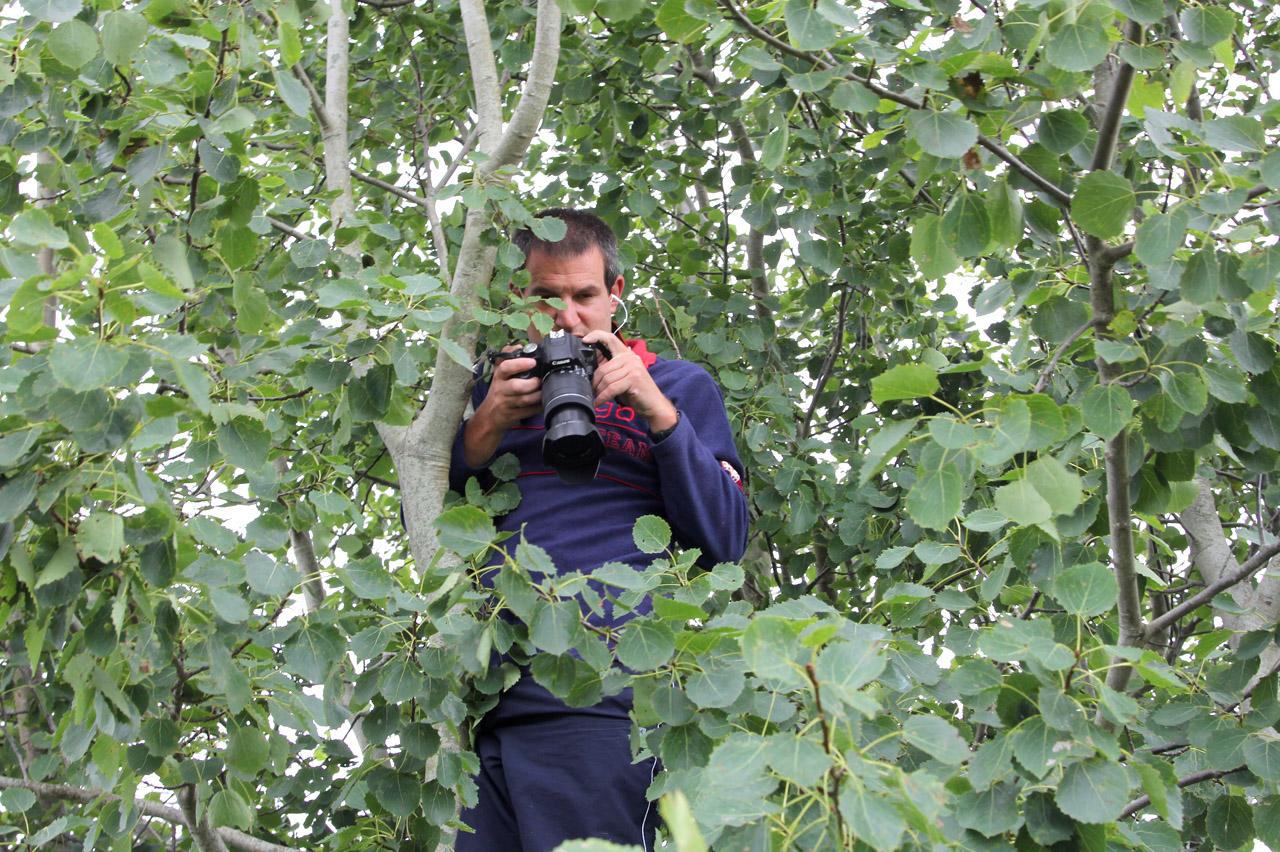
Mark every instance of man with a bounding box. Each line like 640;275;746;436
449;208;749;852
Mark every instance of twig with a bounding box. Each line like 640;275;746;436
1033;319;1095;393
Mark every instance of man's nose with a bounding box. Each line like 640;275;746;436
555;303;578;330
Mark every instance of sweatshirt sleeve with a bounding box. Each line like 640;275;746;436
448;380;495;494
649;362;749;566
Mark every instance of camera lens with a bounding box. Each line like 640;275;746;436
541;367;604;484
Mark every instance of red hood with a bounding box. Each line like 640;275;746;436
622;337;657;368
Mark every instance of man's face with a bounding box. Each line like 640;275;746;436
522;247;624;343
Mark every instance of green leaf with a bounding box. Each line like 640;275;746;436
198;140;240;183
101;10;148;66
742;615;807;689
994;478;1052;526
1244;734;1280;782
1159;371;1208;414
633;515;671;554
1081;384;1133;440
957;782;1023;837
1053;562;1119;616
0;473;37;524
761;124;789;170
1012;717;1064;778
686;660;746;708
831;80;879;113
1113;0;1162;22
615;618;675;670
1056;758;1131;823
906;110;978;158
656;0;707;42
1024;791;1075;845
10;209;70;248
1045;23;1111;71
225;723;269;777
76;512;125;563
375;772;422;818
1038;109;1088;154
872;364;939;405
1030;295;1089;344
529;599;581;655
659;790;708;852
1206;796;1255;851
1180;6;1237;44
1203;115;1265;153
433;505;496;558
1261;148;1280;189
340;557;392;599
209;789;253;829
1134;207;1190;266
217;417;271;471
1025;456;1084;516
244;552;300;597
660;724;714;772
910;213;960;280
859;418;919;486
49;337;129;392
19;0;82;23
905;464;964;530
1180;248;1219;304
764;732;830;787
815;640;887;704
840;784;906;852
784;0;837;50
48;20;98;69
379;655;426;703
1072;170;1135;239
283;621;346;683
0;788;38;813
942;192;991;257
903;715;968;764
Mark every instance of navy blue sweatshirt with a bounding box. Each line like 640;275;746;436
449;341;749;720
450;343;749;586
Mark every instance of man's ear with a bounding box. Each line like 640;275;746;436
610;275;625;301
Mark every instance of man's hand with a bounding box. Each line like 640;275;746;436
464;352;541;467
583;331;678;433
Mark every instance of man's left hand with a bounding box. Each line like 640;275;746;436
583;331;679;433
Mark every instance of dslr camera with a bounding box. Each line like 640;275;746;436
490;330;611;485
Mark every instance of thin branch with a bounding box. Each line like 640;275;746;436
483;0;562;175
353;169;431;208
715;0;1072;205
1033;318;1095;393
1145;540;1280;638
358;0;414;7
0;776;295;852
1120;767;1241;819
266;217;309;242
802;286;852;440
1090;21;1143;173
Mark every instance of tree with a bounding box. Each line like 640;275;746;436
2;0;1279;849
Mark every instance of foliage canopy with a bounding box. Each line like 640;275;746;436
2;0;1280;850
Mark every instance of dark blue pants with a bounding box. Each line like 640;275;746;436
456;713;659;852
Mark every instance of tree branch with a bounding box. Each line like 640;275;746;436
353;169;431;208
325;0;357;232
1090;21;1142;173
715;0;1072;205
459;0;503;150
1033;318;1095;393
0;777;297;852
1120;767;1241;819
483;0;562;175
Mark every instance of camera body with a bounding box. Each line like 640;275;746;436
492;330;611;484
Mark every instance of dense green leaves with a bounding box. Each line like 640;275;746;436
4;0;1279;848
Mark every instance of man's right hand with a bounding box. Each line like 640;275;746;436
463;353;541;467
